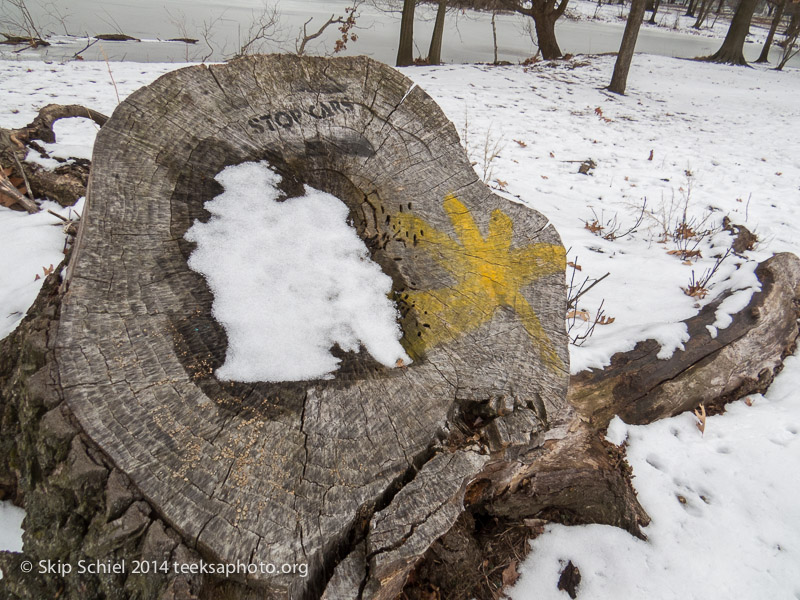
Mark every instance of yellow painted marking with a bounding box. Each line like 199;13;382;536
395;194;566;370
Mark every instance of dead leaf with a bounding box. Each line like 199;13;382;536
648;149;654;161
668;249;702;259
502;560;520;587
567;261;582;271
549;151;555;158
744;396;754;406
513;139;527;148
567;310;590;321
584;220;603;234
540;175;549;180
495;179;508;188
694;404;706;435
34;274;41;281
597;315;615;325
594;106;603;117
683;284;709;299
43;264;55;276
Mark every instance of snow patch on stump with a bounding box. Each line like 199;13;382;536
185;161;411;382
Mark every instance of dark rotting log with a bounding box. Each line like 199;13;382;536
569;253;800;429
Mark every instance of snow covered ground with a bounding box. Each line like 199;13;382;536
0;53;799;597
566;0;772;44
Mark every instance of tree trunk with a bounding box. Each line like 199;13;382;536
499;0;567;60
533;13;563;59
693;0;713;27
427;0;447;65
783;11;799;37
716;0;725;14
756;0;787;62
648;0;661;24
685;0;698;18
569;253;800;427
702;0;759;63
396;0;416;66
608;0;647;95
491;11;499;63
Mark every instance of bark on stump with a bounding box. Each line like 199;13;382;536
54;55;570;598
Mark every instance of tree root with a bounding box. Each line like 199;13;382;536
0;103;107;210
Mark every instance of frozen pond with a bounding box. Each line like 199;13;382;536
2;0;786;64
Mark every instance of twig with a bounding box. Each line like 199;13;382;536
99;44;120;105
0;166;39;213
72;36;99;59
569;272;610;309
47;209;69;222
11;152;33;199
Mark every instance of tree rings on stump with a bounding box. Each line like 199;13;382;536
57;55;568;597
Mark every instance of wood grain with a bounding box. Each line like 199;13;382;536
56;55;568;597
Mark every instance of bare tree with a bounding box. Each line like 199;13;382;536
756;0;787;62
235;2;280;58
0;0;48;48
776;14;800;70
296;2;361;56
499;0;569;59
693;0;715;29
396;0;416;65
701;0;759;64
427;0;448;64
608;0;646;95
491;9;499;63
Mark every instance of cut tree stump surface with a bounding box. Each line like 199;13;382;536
56;55;569;596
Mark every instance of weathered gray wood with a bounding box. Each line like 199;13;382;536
56;54;569;597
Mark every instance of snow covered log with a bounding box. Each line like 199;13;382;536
5;54;571;599
569;252;800;428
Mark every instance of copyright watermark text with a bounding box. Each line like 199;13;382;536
19;559;308;578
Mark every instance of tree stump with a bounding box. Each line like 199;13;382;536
55;54;569;598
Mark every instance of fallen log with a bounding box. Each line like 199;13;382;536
0;103;107;209
569;253;800;429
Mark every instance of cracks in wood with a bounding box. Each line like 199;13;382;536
35;54;578;600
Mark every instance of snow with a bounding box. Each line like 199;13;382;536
0;44;799;599
0;199;83;341
566;0;772;45
511;353;800;600
0;500;25;554
184;162;410;382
